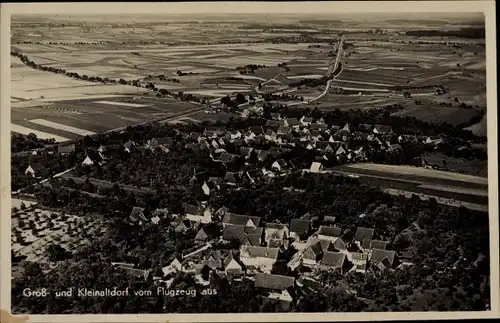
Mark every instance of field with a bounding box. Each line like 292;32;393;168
331;163;489;212
11;18;487;139
11;96;201;141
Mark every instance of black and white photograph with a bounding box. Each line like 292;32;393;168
2;1;498;320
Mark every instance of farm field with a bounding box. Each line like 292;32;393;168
11;96;200;141
392;104;481;126
422;152;488;177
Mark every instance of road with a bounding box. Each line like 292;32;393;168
12;167;75;195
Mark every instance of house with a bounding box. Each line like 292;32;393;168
302;240;324;267
370;249;397;269
354;227;375;246
224;171;239;186
256;149;270;162
300;116;313;126
223;213;261;228
162;258;184;277
283;118;300;129
350;252;369;273
240;246;279;272
265;119;281;129
224;252;243;276
277;126;291;136
249;126;265;137
316;226;342;242
265;223;289;242
320;251;347;271
230;130;242;140
271;159;288;172
310;162;323;173
310;123;327;130
264;128;278;142
240;147;254;159
270;112;281;120
289;219;311;241
204;129;224;138
174;219;190;233
124;140;135;153
182;203;212;224
359;124;373;132
195;228;209;242
246;226;264;246
373;125;392;135
203;250;223;270
24;164;42;177
222;225;248;244
254;273;295;293
361;239;388;252
129;207;147;225
335;145;347;156
148;137;174;150
58;145;75;155
388;143;402;152
333;229;355;251
82;155;94;166
246;169;265;184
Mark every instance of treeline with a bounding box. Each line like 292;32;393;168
11;133;55;153
405;28;485;39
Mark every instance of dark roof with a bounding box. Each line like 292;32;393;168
256;149;270;161
373;125;392;134
304;242;323;260
354;227;375;242
224;171;239;184
310;123;327;129
363;239;388;250
223;213;261;227
195;228;209;241
290;219;311;233
246;226;263;236
285;118;300;127
254;273;295;290
359;124;373;131
222;225;247;242
218;152;237;163
183;203;201;215
249;126;264;135
152;137;174;147
377;257;393;270
268;239;283;248
124;140;135;149
321;251;346;268
332;238;348;251
265;120;281;128
274;159;287;167
246;234;262;246
341;229;355;243
302;117;313;123
240;147;253;156
371;249;396;266
318;226;342;237
246;169;264;181
243;246;279;259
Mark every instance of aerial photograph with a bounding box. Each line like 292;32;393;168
9;7;491;315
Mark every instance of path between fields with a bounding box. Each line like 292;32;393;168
13;167;75;195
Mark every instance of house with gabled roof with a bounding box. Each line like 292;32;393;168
349;252;369;273
25;164;43;177
373;125;393;135
302;240;324;267
224;251;243;276
300;116;313;126
249;126;265;137
290;219;311;241
309;162;323;173
255;149;270;162
223;213;261;228
203;250;222;270
316;226;342;242
265;223;289;242
224;171;239;186
254;273;295;295
240;147;254;159
284;118;300;129
361;239;388;252
222;225;248;244
182;203;212;224
162;258;184;277
195;228;209;242
270;112;281;121
354;227;375;247
320;251;347;272
370;249;397;269
265;119;281;129
264;128;278;142
58;144;75;155
271;159;288;172
82;155;94;166
323;216;336;225
240;246;279;273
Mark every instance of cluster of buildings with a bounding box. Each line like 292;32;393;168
121;201;414;309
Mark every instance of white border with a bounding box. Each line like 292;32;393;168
1;2;498;322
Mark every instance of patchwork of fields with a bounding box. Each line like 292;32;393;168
11;96;200;141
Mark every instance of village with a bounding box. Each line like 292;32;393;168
13;103;468;310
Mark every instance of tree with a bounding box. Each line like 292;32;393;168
45;244;71;262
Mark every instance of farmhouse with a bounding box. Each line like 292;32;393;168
302;240;324;267
354;227;375;247
224;252;243;276
182;203;212;224
58;145;75;155
350;252;369;273
240;246;279;272
265;223;289;242
370;249;397;270
82;156;94;166
162;258;184;277
316;226;342;242
271;159;288;172
310;162;324;173
222;213;261;228
24;164;43;177
373;125;393;135
254;273;295;293
320;251;347;272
